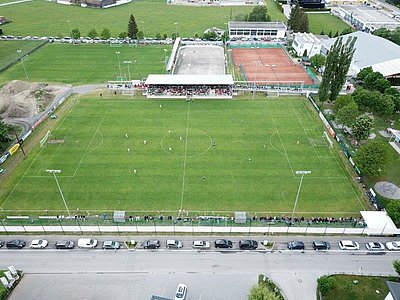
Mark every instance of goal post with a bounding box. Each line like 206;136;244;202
322;131;333;148
40;130;52;147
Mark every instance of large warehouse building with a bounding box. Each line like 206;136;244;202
228;22;287;40
321;31;400;79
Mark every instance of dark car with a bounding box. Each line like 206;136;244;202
6;239;26;249
143;239;160;249
312;241;330;250
239;240;258;250
214;239;233;249
55;240;75;249
0;240;4;248
288;241;305;250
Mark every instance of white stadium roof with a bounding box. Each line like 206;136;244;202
321;31;400;77
145;75;234;85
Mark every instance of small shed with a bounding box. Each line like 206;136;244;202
113;211;126;223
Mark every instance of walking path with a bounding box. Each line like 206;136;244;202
0;0;32;7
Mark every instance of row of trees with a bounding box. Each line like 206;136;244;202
373;27;400;46
288;4;309;32
0;119;13;152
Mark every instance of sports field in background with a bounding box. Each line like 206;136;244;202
0;0;349;37
0;40;45;70
0;96;365;216
0;43;170;85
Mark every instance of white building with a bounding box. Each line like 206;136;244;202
321;31;400;79
292;32;322;57
228;22;287;40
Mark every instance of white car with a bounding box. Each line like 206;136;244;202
365;242;385;251
77;238;98;248
192;240;210;249
166;239;183;249
174;283;187;300
339;240;359;250
386;241;400;251
29;239;48;249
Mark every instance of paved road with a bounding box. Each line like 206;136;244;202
1;235;399;300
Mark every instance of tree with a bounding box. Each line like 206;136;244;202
248;285;280;300
335;94;353;110
137;30;144;40
319;36;356;103
387;202;400;227
127;14;138;39
100;28;111;40
71;28;80;39
247;6;270;22
352;114;374;141
87;28;97;39
0;118;12;151
341;27;353;35
203;30;219;41
333;30;339;38
310;54;326;70
356;66;374;82
155;33;161;40
354;140;388;176
119;31;128;39
377;94;395;118
288;4;308;32
336;102;359;127
317;276;335;296
163;33;167;39
393;260;400;277
234;12;247;21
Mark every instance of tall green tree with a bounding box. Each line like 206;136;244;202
247;6;270;22
354;140;389;176
248;284;281;300
71;28;81;39
100;28;111;40
288;4;308;32
127;14;138;39
335;94;353;110
352;114;374;141
310;54;326;70
0;118;12;151
87;28;98;39
336;102;359;127
318;36;356;103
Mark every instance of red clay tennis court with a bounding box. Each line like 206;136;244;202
232;47;314;85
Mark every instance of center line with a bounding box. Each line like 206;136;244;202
180;102;191;211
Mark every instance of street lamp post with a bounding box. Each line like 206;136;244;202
46;169;71;217
291;171;311;223
17;50;29;80
115;51;122;78
123;60;132;80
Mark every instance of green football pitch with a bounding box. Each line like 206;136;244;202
0;95;365;216
0;43;169;85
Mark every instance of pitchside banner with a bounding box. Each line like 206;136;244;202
8;143;20;155
0;153;9;164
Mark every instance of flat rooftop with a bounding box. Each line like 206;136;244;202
339;5;400;26
145;74;234;85
228;21;287;30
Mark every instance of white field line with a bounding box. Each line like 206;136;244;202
300;101;365;210
265;102;295;177
72;113;107;177
0;0;32;6
180;102;191;211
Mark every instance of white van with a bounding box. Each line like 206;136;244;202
77;238;98;248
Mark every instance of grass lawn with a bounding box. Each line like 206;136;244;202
265;0;287;22
307;13;352;35
0;95;365;216
0;43;170;85
0;0;253;38
0;40;45;71
321;275;395;300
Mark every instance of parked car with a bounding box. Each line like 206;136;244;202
102;241;120;250
77;238;98;248
339;240;359;250
386;241;400;251
174;283;187;300
288;241;305;250
143;239;160;249
0;240;4;248
214;239;233;249
239;240;258;250
6;239;26;249
192;240;210;249
166;239;183;249
55;240;75;249
365;242;385;251
29;239;48;249
312;241;330;250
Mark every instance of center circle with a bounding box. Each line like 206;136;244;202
161;129;213;158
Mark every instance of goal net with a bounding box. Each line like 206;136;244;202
40;130;52;147
322;131;333;148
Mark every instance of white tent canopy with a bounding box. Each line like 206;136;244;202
145;74;234;86
360;211;397;230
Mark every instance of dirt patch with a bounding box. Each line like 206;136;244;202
0;80;65;118
374;181;400;200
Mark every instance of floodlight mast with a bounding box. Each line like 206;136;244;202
46;169;71;217
291;171;312;223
